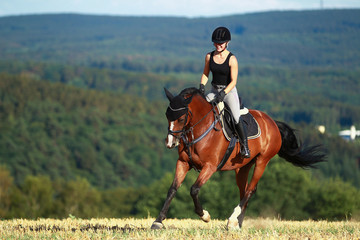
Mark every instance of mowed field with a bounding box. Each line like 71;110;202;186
0;218;359;239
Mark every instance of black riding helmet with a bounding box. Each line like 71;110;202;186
212;27;231;43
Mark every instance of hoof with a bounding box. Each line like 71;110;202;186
200;210;211;223
226;219;241;230
151;221;164;229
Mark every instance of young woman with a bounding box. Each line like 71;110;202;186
199;26;250;158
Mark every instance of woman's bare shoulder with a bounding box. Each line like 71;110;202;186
205;52;212;61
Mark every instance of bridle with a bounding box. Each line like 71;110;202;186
167;107;191;142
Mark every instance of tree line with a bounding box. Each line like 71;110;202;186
1;160;359;220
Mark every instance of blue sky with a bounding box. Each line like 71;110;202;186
1;0;359;17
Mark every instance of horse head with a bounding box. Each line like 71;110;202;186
164;88;197;148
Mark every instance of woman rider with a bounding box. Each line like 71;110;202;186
199;26;250;158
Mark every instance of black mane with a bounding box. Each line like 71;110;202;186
179;87;204;98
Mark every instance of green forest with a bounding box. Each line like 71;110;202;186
0;10;360;220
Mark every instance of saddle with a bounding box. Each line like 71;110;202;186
210;101;261;170
216;102;261;142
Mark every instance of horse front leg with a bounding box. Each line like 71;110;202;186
151;160;189;229
190;165;216;222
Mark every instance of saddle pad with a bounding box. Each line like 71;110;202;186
217;102;261;142
241;113;261;140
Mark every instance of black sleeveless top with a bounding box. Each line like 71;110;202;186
210;51;233;86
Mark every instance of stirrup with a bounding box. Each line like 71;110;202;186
241;144;250;158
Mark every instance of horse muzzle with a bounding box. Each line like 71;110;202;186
166;134;180;149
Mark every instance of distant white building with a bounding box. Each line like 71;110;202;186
318;125;326;134
339;125;360;141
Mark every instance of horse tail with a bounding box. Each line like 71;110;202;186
275;121;326;169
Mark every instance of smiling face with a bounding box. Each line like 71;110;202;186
213;41;228;52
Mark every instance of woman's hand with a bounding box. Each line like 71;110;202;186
199;84;205;95
215;90;226;103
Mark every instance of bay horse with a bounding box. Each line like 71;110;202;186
151;87;325;230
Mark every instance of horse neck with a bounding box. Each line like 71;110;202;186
188;95;213;127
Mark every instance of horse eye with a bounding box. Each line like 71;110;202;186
178;118;185;123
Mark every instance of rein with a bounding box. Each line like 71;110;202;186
183;105;220;146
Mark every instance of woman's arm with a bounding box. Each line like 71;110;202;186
224;55;238;94
200;53;211;86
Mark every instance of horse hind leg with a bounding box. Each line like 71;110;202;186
227;162;254;230
228;157;269;230
236;186;257;228
238;159;268;228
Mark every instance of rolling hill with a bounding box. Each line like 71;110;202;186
0;9;359;70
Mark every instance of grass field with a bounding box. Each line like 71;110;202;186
1;217;359;239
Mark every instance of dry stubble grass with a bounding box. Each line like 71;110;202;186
0;217;359;239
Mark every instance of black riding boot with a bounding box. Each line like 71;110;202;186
235;118;250;158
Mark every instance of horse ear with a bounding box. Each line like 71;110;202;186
164;88;174;101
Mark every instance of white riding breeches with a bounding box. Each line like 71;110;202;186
206;85;241;124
